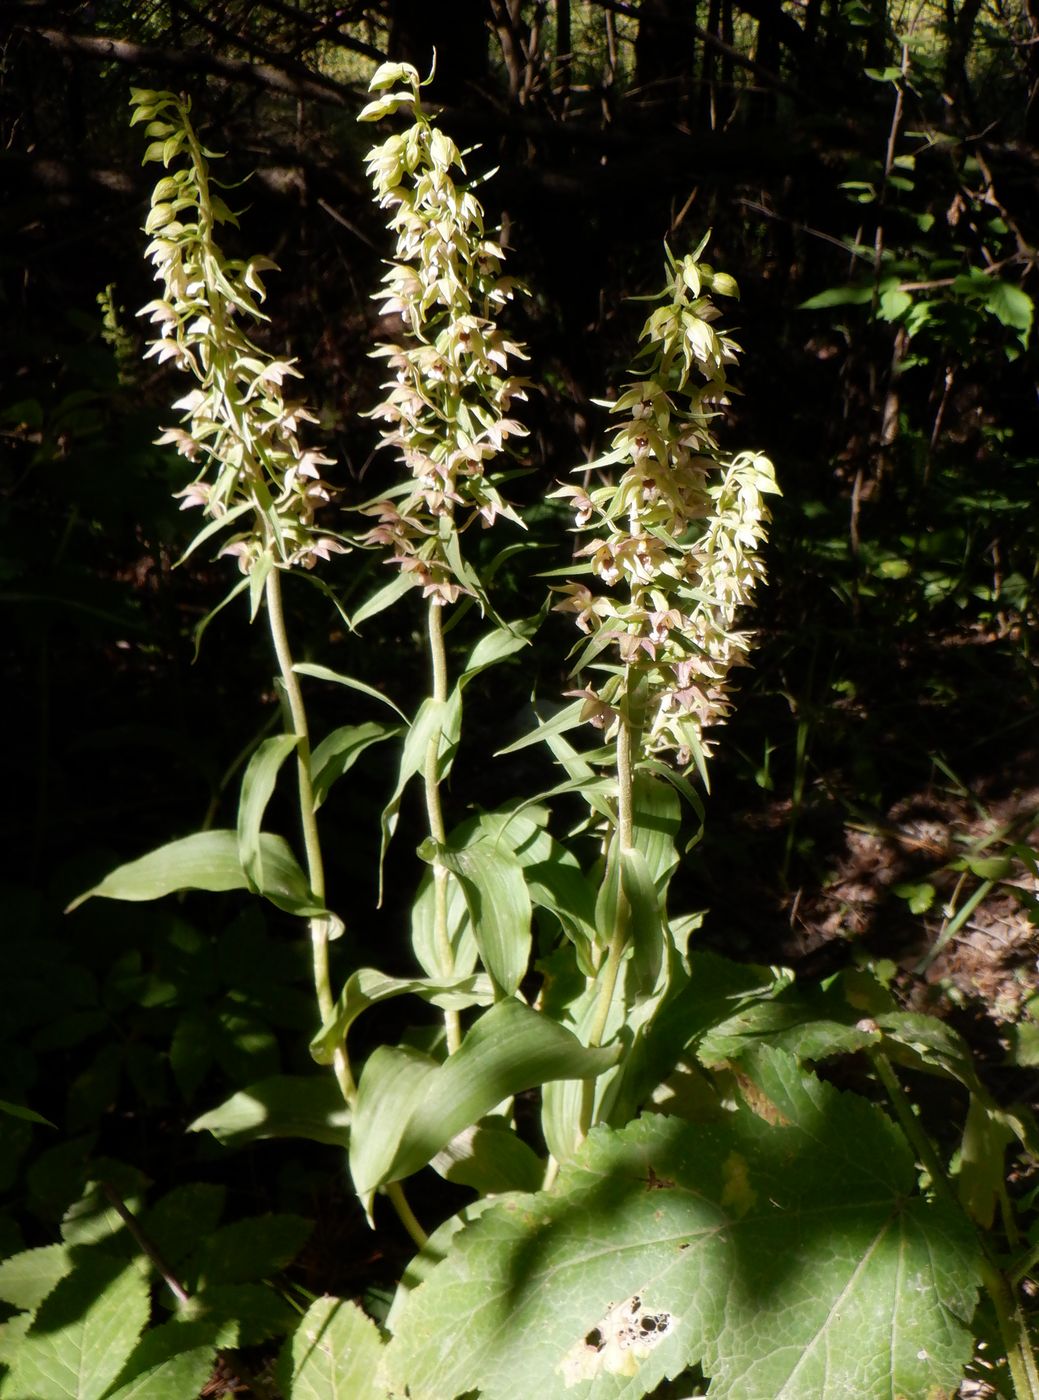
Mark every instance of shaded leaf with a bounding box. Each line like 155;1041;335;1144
385;1050;980;1400
103;1319;232;1400
4;1254;149;1400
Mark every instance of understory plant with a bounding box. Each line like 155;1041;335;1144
4;59;1039;1400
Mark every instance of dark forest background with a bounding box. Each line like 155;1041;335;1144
2;0;1039;1386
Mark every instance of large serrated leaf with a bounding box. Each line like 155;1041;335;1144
102;1318;232;1400
0;1243;71;1311
4;1253;149;1400
277;1295;389;1399
184;1213;312;1289
384;1048;981;1400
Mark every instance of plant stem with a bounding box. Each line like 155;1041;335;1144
424;602;461;1052
100;1181;189;1304
871;1049;1039;1398
578;718;636;1140
265;566;356;1104
386;1180;428;1249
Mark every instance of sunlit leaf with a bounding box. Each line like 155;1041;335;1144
277;1295;389;1399
350;1000;621;1209
189;1075;351;1148
310;969;494;1066
4;1254;149;1400
385;1050;980;1400
237;734;300;891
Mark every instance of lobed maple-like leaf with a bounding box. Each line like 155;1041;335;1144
384;1048;981;1400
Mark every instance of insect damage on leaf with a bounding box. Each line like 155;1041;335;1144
558;1292;674;1386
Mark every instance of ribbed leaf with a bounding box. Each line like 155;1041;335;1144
103;1319;232;1400
427;832;531;995
237;734;300;890
67;830;333;921
385;1049;981;1400
4;1254;149;1400
310;970;494;1066
189;1075;351;1148
350;999;620;1209
278;1296;389;1399
0;1244;71;1311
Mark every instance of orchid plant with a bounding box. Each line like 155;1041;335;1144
17;62;1037;1400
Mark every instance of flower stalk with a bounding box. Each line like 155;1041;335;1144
132;88;355;1101
360;61;530;1046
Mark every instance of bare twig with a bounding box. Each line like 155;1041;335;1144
99;1181;190;1304
27;26;355;107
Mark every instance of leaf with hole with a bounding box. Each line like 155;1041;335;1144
384;1049;980;1400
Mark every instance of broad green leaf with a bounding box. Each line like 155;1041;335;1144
631;773;682;887
293;663;407;719
237;734;300;891
350;1000;620;1207
4;1254;149;1400
427;831;531;995
410;865;478;979
66;831;334;921
384;1049;980;1400
141;1184;226;1270
875;1011;985;1094
384;1199;502;1334
177;1282;296;1347
984;279;1033;346
0;1243;71;1311
103;1319;232;1400
594;845;623;950
61;1177;143;1249
349;1046;437;1219
878;280;912;322
958;1095;1013;1229
189;1075;351;1148
277;1295;389;1399
310;721;402;809
695;975;873;1066
622;846;664;992
431;1116;545;1195
458;620;533;688
310;970;494;1066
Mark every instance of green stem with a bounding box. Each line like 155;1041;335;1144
265;567;356;1105
424;602;461;1053
386;1181;428;1250
871;1049;1039;1397
578;718;636;1140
